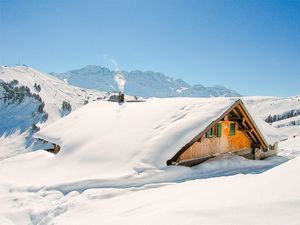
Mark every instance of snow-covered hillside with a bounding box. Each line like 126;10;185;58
0;97;294;190
0;66;299;225
244;95;300;120
30;98;282;186
244;95;300;137
0;66;108;137
51;65;240;98
3;154;296;225
0;80;47;135
0;136;299;225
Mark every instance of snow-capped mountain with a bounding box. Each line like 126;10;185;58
1;65;299;140
51;65;240;98
0;65;107;136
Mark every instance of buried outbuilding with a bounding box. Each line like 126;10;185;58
34;98;281;168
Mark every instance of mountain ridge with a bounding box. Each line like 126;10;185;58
50;65;241;98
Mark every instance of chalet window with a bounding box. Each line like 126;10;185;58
230;123;236;136
206;123;223;138
217;123;222;137
206;128;214;138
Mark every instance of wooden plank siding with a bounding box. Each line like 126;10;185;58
167;99;274;166
167;100;243;165
176;120;252;163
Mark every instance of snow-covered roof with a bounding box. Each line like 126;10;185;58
34;97;280;171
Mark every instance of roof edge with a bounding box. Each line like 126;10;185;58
238;99;269;148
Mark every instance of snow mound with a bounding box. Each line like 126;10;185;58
51;156;300;225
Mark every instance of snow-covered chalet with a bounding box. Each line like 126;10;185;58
35;98;279;167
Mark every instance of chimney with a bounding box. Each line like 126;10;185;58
118;92;125;103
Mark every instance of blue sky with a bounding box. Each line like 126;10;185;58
0;0;299;96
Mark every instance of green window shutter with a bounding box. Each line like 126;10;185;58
230;123;236;136
217;123;222;137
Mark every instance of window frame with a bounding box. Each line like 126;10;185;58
206;127;214;138
206;123;223;139
217;123;222;137
230;122;236;136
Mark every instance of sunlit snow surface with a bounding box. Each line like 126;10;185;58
0;98;299;224
0;66;300;224
33;98;281;177
0;136;299;225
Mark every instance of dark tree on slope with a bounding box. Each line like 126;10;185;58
0;81;49;141
10;80;19;87
265;109;300;123
265;115;273;123
38;102;45;113
42;112;49;121
0;81;42;105
34;83;41;92
62;100;72;112
31;123;40;133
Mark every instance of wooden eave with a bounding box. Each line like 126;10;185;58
235;101;269;149
166;99;269;165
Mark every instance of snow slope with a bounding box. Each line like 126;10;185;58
51;65;240;98
244;95;300;137
0;98;280;190
0;95;299;224
0;65;110;152
272;115;300;127
47;156;300;225
0;65;106;124
0;139;299;225
244;95;300;120
0;97;281;189
0;83;45;135
0;132;28;160
0;67;299;225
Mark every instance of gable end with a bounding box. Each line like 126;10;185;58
167;99;269;165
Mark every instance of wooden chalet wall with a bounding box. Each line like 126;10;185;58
176;120;252;164
168;100;277;166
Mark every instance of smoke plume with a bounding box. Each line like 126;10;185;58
114;70;126;93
